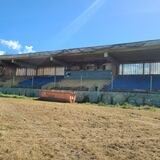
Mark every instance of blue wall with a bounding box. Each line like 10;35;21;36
65;70;112;80
107;75;160;91
17;76;64;89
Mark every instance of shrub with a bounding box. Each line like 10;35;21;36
88;92;101;103
101;93;112;104
112;93;128;105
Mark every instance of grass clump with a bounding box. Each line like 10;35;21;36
0;93;36;100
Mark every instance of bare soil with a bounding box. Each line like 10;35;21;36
0;97;160;160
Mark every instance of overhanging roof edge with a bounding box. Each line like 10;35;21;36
0;39;160;60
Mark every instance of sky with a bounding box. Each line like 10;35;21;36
0;0;160;54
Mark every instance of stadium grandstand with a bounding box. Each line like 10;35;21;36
0;39;160;92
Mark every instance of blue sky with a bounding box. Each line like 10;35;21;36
0;0;160;54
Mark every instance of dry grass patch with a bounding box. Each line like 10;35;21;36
0;97;160;160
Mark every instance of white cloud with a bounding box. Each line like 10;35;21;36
23;45;35;53
0;51;5;55
0;39;35;54
0;39;21;50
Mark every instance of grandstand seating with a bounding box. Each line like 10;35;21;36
106;75;160;91
17;76;64;88
0;76;27;88
65;70;112;80
43;79;111;91
15;70;112;90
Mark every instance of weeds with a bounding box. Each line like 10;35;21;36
0;93;36;100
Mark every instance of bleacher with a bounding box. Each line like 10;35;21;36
65;70;112;80
43;79;110;91
42;70;112;90
17;76;64;89
14;70;112;90
106;75;160;91
0;76;26;88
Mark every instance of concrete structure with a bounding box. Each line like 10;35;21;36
1;39;160;91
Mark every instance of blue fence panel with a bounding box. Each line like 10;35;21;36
17;76;64;88
106;75;151;91
65;70;112;80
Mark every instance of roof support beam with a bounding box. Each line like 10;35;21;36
50;57;67;66
12;60;37;68
107;55;119;64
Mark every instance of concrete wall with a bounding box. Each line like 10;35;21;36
75;91;160;107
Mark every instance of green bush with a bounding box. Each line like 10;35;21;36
75;91;89;103
88;92;101;103
0;88;40;98
112;93;128;105
101;93;112;104
144;95;160;107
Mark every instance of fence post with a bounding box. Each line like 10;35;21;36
54;67;57;88
150;75;152;92
32;76;34;88
111;74;114;91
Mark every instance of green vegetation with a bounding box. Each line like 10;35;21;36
0;87;40;97
76;91;160;108
0;89;160;110
0;92;36;100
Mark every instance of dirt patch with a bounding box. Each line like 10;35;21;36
0;97;160;160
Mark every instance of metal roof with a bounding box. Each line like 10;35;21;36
1;39;160;65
